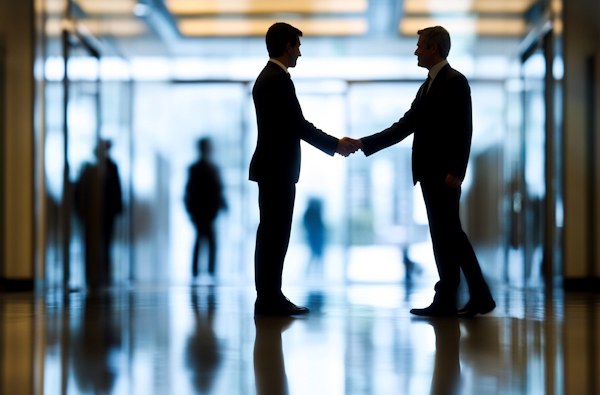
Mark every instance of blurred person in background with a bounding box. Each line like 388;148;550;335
185;137;226;283
250;22;360;316
75;139;123;288
303;197;326;276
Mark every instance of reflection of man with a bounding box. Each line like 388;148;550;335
250;22;359;316
72;295;121;393
185;138;226;281
253;316;295;395
356;27;495;317
186;290;221;393
429;319;461;395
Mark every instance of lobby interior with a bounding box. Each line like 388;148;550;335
1;0;600;394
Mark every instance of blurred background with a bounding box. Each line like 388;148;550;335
7;0;571;292
4;1;600;394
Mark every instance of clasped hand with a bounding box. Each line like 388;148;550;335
336;137;362;157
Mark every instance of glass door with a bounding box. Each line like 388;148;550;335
44;28;102;291
521;45;547;288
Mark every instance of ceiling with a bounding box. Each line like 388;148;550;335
45;0;538;39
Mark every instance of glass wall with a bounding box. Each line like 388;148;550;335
40;62;517;290
503;23;564;291
345;82;432;284
131;81;249;284
522;49;546;288
40;9;134;291
32;0;560;294
115;76;506;293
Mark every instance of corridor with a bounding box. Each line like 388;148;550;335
2;0;600;394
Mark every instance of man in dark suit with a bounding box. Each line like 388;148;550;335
250;22;359;316
356;26;495;317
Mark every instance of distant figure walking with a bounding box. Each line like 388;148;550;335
303;198;326;275
75;139;123;288
185;138;226;280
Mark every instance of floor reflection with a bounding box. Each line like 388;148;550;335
186;288;221;394
71;294;122;394
1;284;598;394
428;318;461;395
254;316;295;395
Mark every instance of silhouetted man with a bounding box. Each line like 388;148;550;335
250;22;359;316
185;138;226;280
356;26;495;317
75;139;122;288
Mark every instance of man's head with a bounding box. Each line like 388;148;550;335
266;22;303;68
198;138;212;158
94;139;112;159
414;26;450;69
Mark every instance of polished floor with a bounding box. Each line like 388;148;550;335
1;281;599;395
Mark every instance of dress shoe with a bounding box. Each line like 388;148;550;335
457;299;496;318
410;303;457;317
255;297;310;316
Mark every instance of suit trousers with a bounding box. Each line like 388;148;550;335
420;181;492;306
254;182;296;298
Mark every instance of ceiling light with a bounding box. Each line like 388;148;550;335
178;18;367;36
167;0;367;15
133;3;151;16
45;18;147;37
400;17;527;36
73;0;137;15
403;0;535;14
44;0;66;15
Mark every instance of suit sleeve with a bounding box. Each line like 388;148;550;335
359;95;419;157
277;76;339;156
445;76;472;180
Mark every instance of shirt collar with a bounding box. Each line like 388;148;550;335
428;59;448;80
269;58;289;74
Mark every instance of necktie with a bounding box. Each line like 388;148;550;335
421;75;431;98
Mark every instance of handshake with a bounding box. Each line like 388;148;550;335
336;137;363;157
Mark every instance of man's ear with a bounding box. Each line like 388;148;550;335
285;42;293;53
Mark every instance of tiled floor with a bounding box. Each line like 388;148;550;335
1;282;598;394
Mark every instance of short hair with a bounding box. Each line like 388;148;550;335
417;26;451;59
266;22;303;58
198;137;212;155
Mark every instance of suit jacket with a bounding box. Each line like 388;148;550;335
361;64;473;184
249;61;339;184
